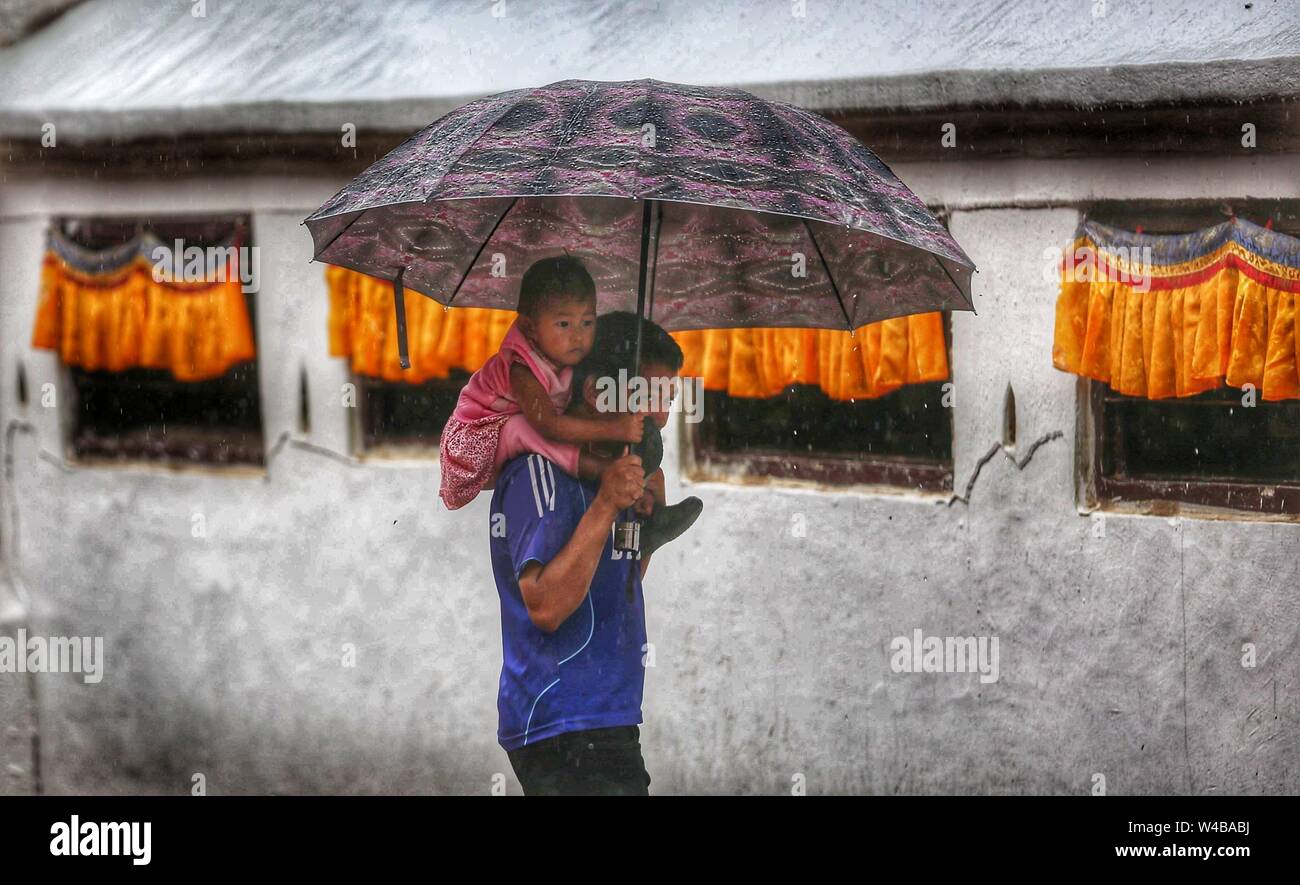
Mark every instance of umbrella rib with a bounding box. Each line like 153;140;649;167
647;200;664;322
314;208;366;262
446;197;520;307
930;251;976;315
429;86;537;202
393;84;535;300
802;218;856;335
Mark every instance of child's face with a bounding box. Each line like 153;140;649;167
525;295;597;367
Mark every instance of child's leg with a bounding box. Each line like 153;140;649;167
496;413;582;478
648;468;666;507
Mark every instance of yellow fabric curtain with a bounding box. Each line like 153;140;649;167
326;265;518;383
673;313;949;400
32;235;256;382
326;266;950;399
1053;219;1300;401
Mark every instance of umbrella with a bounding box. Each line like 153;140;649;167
304;78;977;582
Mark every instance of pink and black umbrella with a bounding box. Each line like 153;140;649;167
304;78;976;371
305;78;976;578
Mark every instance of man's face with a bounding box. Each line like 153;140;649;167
639;360;677;430
578;359;680;430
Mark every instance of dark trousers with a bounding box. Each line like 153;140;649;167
507;725;651;796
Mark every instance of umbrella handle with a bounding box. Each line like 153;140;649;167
615;460;641;603
613;441;643;554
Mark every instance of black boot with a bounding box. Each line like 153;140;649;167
639;496;704;558
634;415;662;477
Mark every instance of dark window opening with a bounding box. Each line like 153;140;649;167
357;370;469;453
1100;387;1300;486
57;214;265;468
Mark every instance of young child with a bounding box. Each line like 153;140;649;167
438;255;701;554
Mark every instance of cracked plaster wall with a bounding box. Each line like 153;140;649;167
0;158;1296;795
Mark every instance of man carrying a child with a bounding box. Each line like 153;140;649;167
460;257;699;796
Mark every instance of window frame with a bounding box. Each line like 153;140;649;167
1078;378;1300;519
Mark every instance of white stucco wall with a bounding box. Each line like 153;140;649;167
0;154;1296;794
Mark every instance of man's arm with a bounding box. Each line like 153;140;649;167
518;453;645;633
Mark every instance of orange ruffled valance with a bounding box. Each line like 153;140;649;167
326;265;518;382
326;266;950;399
31;231;256;382
672;313;949;400
1053;218;1300;401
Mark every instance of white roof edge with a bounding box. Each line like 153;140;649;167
2;57;1297;145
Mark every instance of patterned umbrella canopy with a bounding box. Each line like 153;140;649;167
305;78;976;364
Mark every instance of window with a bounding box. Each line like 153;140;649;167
1078;199;1300;517
353;370;468;455
685;315;954;492
54;215;265;468
684;205;958;493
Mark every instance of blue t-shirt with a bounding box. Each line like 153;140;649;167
489;453;647;751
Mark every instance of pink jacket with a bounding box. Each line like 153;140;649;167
452;319;573;422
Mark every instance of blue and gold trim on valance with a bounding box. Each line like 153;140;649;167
32;228;256;382
1053;218;1300;401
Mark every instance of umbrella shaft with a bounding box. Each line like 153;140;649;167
614;198;655;602
632;198;653;373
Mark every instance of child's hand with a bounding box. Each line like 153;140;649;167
609;412;644;445
633;469;665;518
